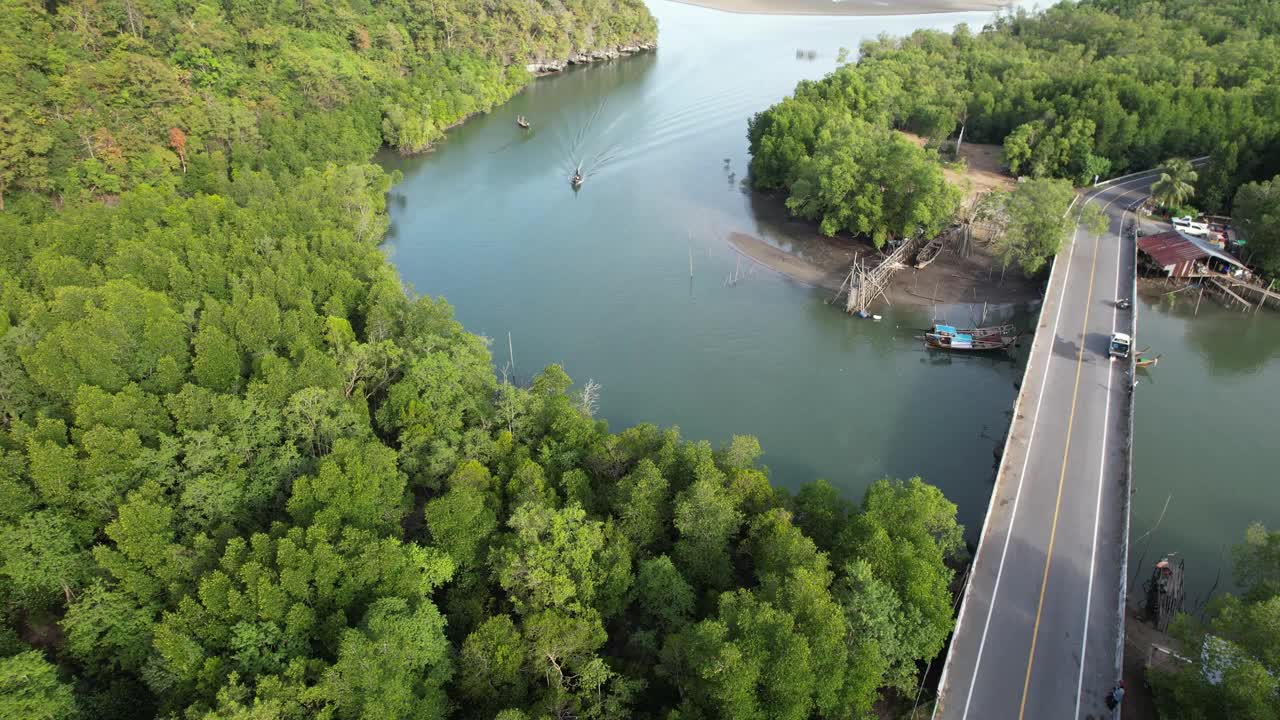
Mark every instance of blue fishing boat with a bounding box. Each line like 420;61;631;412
922;326;1017;351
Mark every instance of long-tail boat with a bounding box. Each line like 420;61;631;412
922;329;1018;351
929;323;1017;339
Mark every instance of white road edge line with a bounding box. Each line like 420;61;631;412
955;174;1155;720
1072;193;1136;718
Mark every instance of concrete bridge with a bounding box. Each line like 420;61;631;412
933;171;1163;720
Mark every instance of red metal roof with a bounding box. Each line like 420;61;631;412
1137;231;1208;268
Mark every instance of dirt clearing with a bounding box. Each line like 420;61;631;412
901;132;1014;205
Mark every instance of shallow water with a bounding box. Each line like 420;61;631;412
383;0;1280;600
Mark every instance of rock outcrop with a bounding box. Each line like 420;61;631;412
526;42;656;75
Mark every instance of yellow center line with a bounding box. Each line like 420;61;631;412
1017;200;1105;719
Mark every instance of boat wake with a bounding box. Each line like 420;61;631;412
550;74;770;187
557;99;625;186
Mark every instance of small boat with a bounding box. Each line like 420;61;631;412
922;330;1018;351
915;236;944;268
516;115;530;129
1136;354;1161;368
930;323;1017;339
570;166;584;189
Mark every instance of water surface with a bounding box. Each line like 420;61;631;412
1129;295;1280;603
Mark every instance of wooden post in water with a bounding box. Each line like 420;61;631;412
1195;287;1203;316
689;246;693;278
508;332;516;380
843;258;860;314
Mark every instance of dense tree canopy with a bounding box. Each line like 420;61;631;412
0;172;968;716
987;178;1078;276
782;117;960;248
0;5;980;719
749;0;1280;250
748;78;960;249
1233;175;1280;275
0;0;656;208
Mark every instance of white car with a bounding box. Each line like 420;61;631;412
1172;216;1210;236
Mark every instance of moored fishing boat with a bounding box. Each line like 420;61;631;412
922;330;1017;351
929;323;1017;339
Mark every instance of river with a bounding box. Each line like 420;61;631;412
381;0;1280;600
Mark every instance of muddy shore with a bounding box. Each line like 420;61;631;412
670;0;1005;16
731;191;1043;308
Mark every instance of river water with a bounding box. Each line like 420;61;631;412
1129;294;1280;602
382;0;1280;598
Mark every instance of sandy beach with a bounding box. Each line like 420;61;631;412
669;0;1007;16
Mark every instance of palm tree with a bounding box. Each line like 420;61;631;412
1150;158;1198;210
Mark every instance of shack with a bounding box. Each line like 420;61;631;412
1137;231;1248;279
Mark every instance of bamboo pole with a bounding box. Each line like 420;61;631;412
1211;279;1252;310
508;332;516;379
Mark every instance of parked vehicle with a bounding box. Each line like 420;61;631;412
1172;216;1210;236
1109;332;1132;359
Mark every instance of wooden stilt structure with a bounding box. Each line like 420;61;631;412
1209;279;1254;311
1236;277;1280;310
836;236;921;315
1181;271;1280;311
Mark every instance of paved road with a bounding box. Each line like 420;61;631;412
934;173;1157;720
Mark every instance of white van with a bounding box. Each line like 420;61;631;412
1109;332;1132;360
